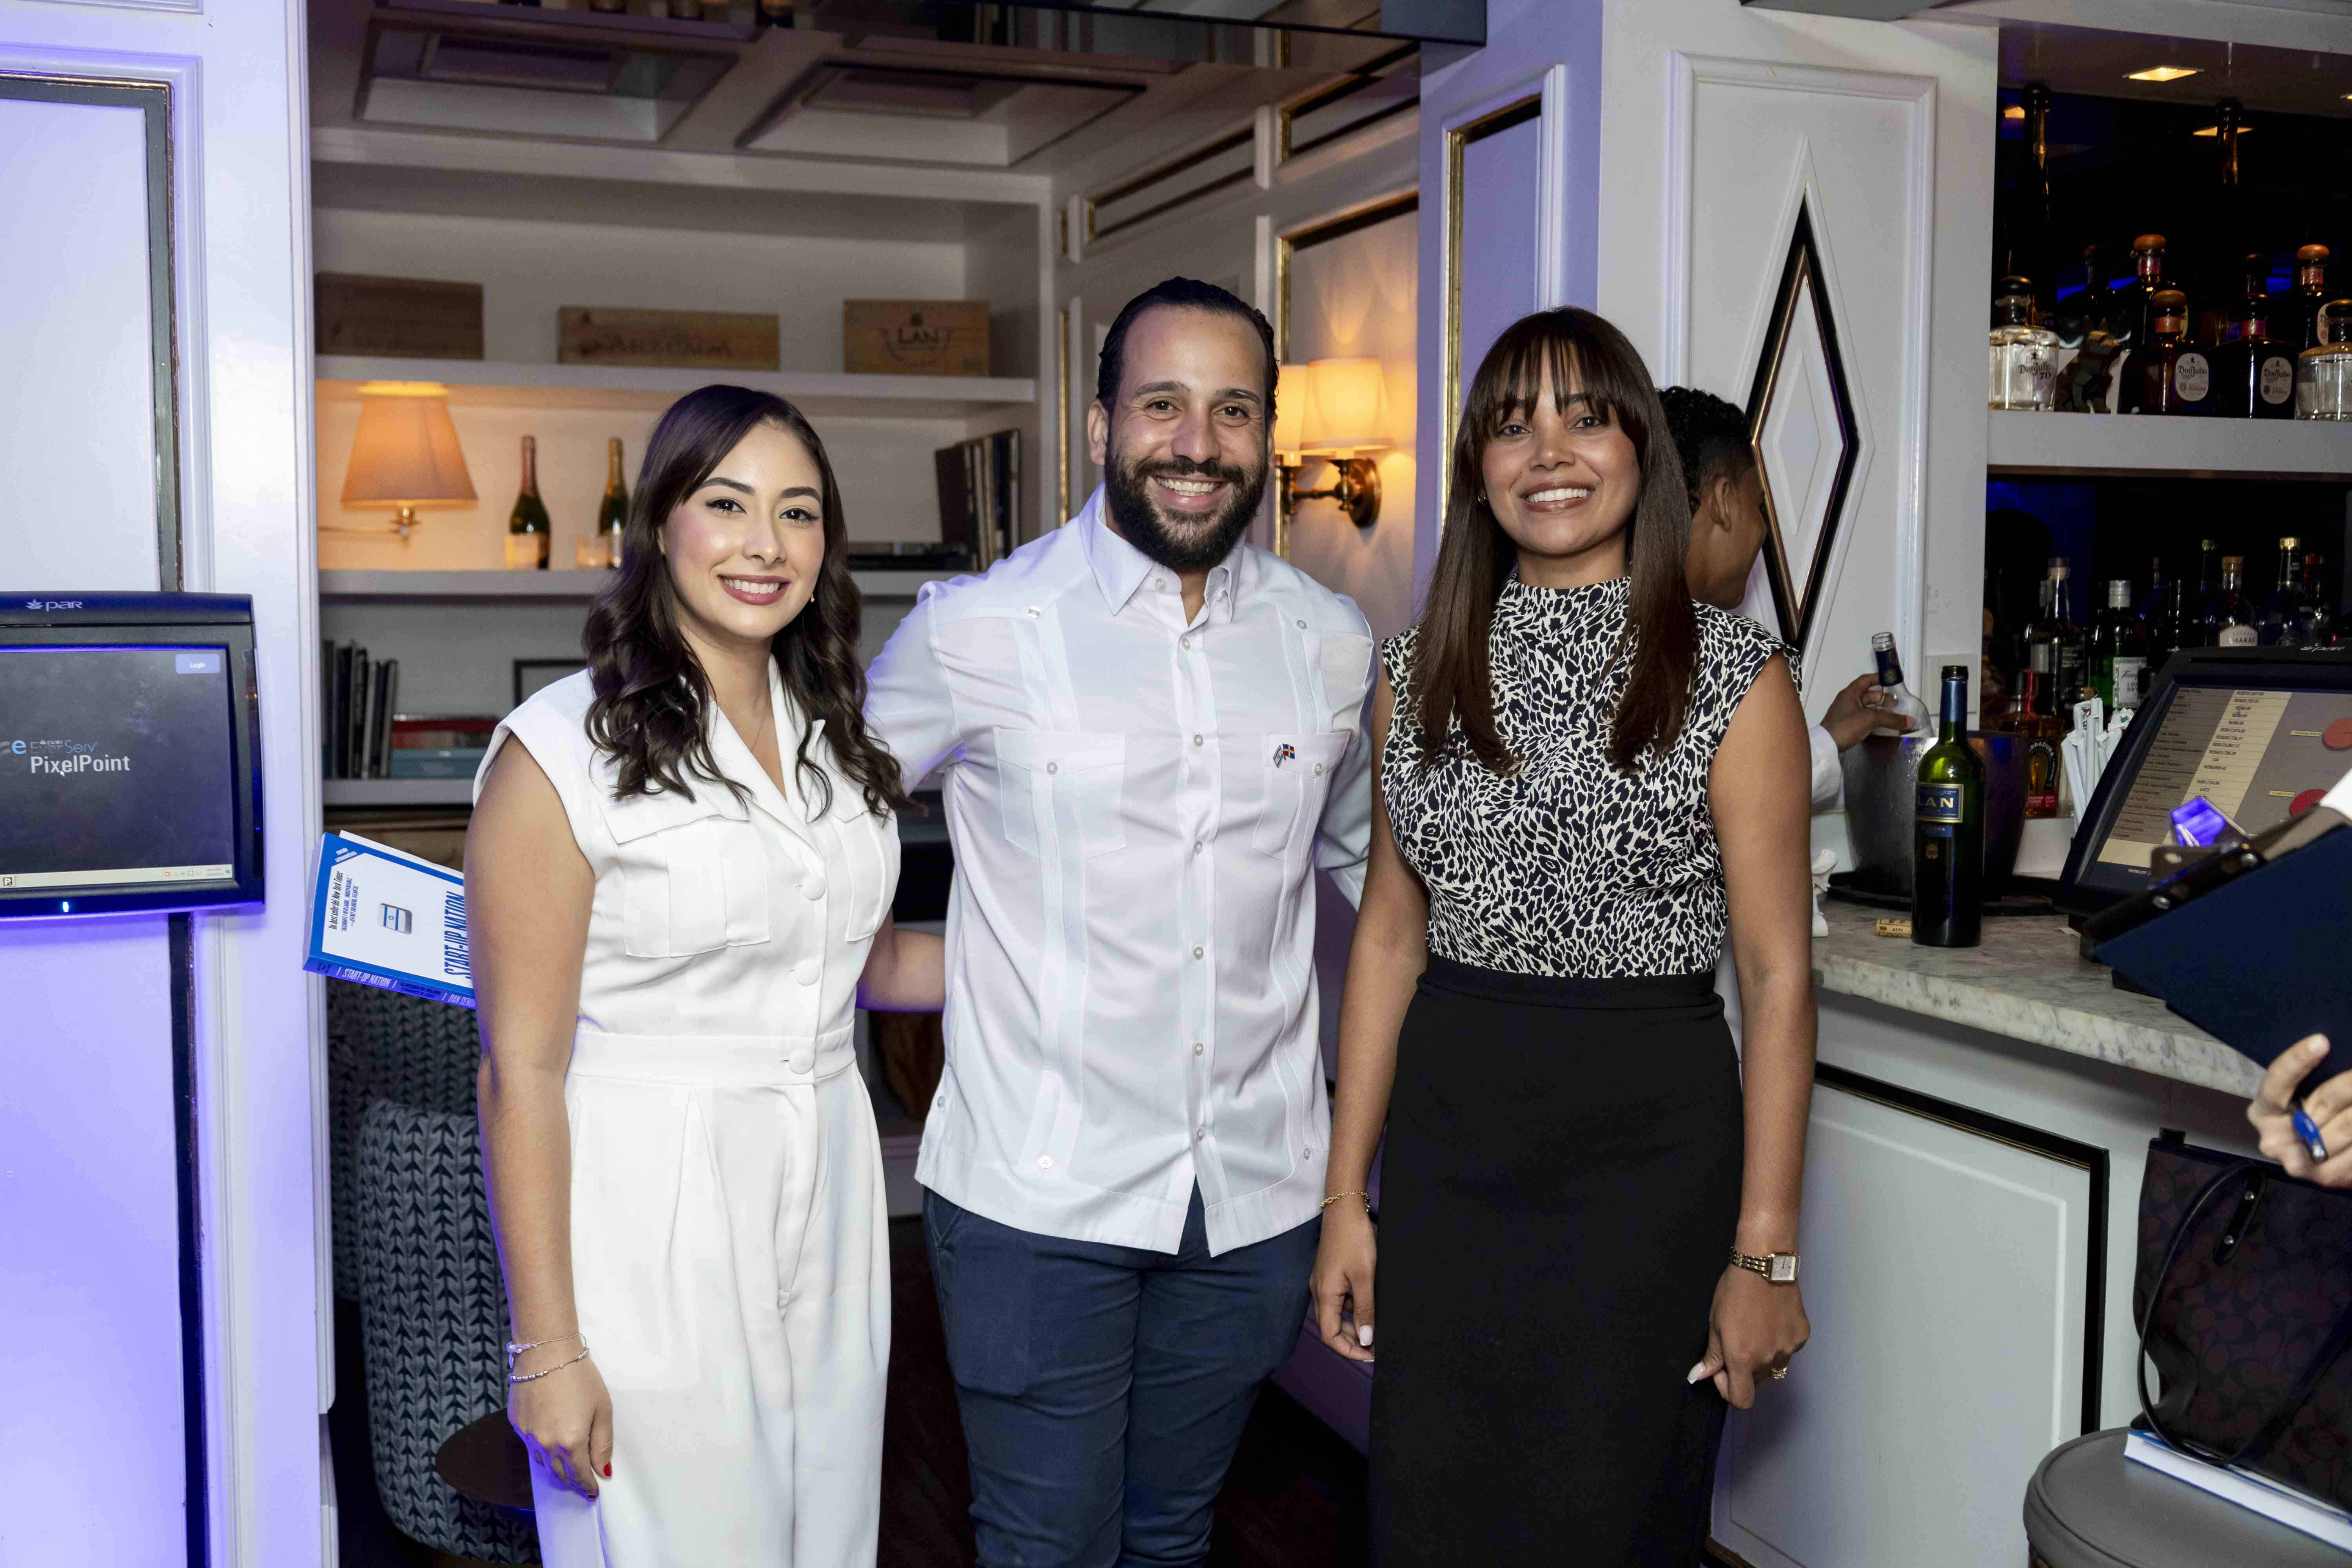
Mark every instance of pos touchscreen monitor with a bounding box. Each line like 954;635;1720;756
0;593;264;918
2058;646;2352;915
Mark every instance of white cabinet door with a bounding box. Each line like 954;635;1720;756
1595;1;1996;718
1713;1074;2099;1568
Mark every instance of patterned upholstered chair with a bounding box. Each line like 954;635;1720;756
332;981;539;1563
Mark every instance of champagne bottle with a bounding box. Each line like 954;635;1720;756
507;435;551;571
597;437;630;570
1911;665;1985;949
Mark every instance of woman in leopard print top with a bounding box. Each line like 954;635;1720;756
1309;308;1820;1566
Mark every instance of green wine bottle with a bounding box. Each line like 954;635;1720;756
506;434;551;571
1911;664;1984;948
596;437;629;569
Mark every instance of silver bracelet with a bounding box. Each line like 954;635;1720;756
508;1339;591;1385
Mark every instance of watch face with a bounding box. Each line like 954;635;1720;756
1769;1254;1799;1283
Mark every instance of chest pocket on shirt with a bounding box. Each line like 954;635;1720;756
1250;731;1352;859
596;786;772;959
824;790;900;943
995;730;1127;860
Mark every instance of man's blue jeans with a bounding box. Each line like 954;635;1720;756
922;1187;1319;1568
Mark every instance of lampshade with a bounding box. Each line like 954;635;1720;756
341;383;476;506
1271;362;1312;459
1303;358;1391;456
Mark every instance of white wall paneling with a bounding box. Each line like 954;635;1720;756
1413;0;1602;600
1598;2;1995;729
1712;1063;2104;1568
0;3;322;1563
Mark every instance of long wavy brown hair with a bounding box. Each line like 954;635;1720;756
581;386;912;817
1412;308;1699;775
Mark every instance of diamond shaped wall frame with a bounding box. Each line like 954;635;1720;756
1742;201;1858;653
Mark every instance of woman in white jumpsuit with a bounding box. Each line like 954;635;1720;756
468;386;941;1568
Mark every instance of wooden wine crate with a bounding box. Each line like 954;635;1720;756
316;273;484;360
558;306;781;371
843;300;991;377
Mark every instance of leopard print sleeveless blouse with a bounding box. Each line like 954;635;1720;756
1379;573;1792;979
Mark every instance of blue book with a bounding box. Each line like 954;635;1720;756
303;831;474;1008
2094;817;2352;1094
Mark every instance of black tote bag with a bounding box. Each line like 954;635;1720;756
2134;1132;2352;1508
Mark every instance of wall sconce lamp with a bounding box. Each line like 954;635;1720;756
330;382;476;541
1275;358;1391;530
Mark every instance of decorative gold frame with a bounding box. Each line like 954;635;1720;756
1275;42;1417;165
1440;94;1542;529
1054;304;1073;526
1080;121;1256;247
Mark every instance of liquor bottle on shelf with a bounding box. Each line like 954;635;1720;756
1989;276;2060;411
2305;553;2340;648
596;437;630;570
2133;290;2212;415
2054;244;2114;350
2211;260;2298;419
1912;665;1985;950
1996;668;2063;820
2286;244;2334;352
506;435;552;571
2023;562;2087;722
2206;556;2258;647
2298;301;2352;421
1867;631;1933;736
2145;575;2193;682
2091;579;2149;708
2136;555;2169;622
2197;103;2248;347
2192;539;2222;629
2111;234;2169;357
2260;537;2311;648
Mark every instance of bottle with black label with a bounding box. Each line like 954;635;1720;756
506;435;551;571
2260;537;2310;647
2145;575;2192;684
2024;558;2088;715
596;437;630;569
2091;579;2149;707
1912;665;1984;949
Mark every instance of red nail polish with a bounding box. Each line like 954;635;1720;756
602;1464;612;1478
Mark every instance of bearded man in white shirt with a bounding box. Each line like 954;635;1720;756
866;278;1374;1567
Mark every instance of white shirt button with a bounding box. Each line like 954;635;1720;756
1192;840;1203;855
936;1095;948;1108
1047;761;1059;774
1180;636;1191;651
1154;577;1167;590
1193;1042;1204;1055
1313;762;1324;776
1196;1127;1207;1142
1192;945;1205;959
1026;606;1041;618
1038;1155;1054;1169
801;873;827;900
1191;734;1204;747
794;957;821;986
1296;618;1307;629
788;1052;813;1074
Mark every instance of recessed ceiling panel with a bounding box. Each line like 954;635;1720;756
359;21;735;143
741;61;1141;167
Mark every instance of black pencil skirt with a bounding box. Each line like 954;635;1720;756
1368;957;1746;1568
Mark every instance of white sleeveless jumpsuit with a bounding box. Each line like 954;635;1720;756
477;667;896;1567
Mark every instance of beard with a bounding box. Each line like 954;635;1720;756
1102;443;1268;574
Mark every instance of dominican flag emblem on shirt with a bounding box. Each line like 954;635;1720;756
1272;743;1297;768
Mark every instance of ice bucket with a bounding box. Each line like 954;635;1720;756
1839;731;2029;896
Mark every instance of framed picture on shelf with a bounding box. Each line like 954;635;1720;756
514;659;588;708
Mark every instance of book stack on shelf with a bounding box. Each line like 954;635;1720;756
322;642;397;780
935;428;1022;569
389;717;498;781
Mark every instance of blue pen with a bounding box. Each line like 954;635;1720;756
2293;1102;2330;1165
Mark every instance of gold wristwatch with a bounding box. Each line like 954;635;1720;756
1729;1248;1799;1284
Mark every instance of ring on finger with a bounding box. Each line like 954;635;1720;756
1769;1364;1789;1380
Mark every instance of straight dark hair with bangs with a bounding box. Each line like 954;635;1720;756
581;384;913;817
1413;307;1698;776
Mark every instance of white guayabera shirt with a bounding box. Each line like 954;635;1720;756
866;487;1375;1255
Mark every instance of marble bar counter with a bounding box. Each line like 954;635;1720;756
1810;897;2260;1097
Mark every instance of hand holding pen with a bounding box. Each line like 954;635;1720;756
2249;1036;2352;1187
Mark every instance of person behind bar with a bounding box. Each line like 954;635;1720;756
864;278;1374;1567
1663;383;1916;804
467;386;943;1566
1311;309;1817;1565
